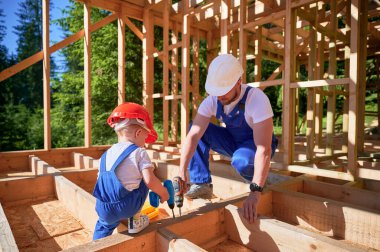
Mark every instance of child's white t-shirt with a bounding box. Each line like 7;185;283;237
103;141;153;191
197;84;274;129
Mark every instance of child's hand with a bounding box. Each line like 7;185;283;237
159;189;169;203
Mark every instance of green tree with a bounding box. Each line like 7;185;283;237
52;1;143;147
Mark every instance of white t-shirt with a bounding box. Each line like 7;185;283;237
102;142;153;191
197;84;274;129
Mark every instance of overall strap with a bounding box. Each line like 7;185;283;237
99;152;108;172
232;85;252;113
110;144;139;172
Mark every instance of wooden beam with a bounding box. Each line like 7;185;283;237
125;16;143;40
220;0;230;53
224;204;367;251
271;187;380;249
163;0;170;146
290;78;349;88
181;3;191;145
43;0;51;150
0;203;18;251
170;22;179;143
84;2;92;147
143;8;154;116
118;7;126;104
254;26;262;81
191;29;200;120
239;0;247;83
283;0;296;166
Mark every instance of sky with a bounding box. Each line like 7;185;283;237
1;0;71;71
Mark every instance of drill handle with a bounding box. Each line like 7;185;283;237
163;180;175;206
149;191;160;208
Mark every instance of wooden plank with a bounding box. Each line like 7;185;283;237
302;179;380;211
125;16;143;40
62;169;97;194
29;155;61;176
282;0;296;165
347;0;360;176
163;0;170;146
143;8;154;116
65;231;156;252
84;2;92;147
254;26;262;82
0;203;18;252
54;175;99;231
43;0;51;150
285;165;354;181
239;0;247;83
118;8;126;104
220;0;229;54
0;13;117;83
191;29;200;120
290;78;349;88
181;6;191;145
166;207;225;246
224;204;366;252
271;188;380;250
0;176;55;205
247;78;283;88
157;228;207;251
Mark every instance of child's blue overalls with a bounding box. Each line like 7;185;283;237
189;86;278;183
92;144;149;240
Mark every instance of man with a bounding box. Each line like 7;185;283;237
178;54;278;223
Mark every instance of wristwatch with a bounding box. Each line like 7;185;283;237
249;182;263;192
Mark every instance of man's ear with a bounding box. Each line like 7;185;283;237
135;128;142;137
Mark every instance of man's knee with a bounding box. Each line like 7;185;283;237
231;156;253;179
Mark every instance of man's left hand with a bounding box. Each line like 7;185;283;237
243;191;261;223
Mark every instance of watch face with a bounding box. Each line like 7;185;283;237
250;183;263;192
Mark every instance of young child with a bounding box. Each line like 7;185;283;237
92;102;169;240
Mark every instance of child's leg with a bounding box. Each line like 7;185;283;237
93;218;120;240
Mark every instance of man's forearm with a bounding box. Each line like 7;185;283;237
252;147;271;187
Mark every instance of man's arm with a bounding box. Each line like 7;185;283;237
243;117;274;223
179;113;210;183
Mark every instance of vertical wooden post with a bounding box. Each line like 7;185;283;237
192;29;200;120
377;57;380;127
171;23;179;143
254;26;262;82
283;0;296;166
348;0;363;176
143;8;154;116
84;2;92;147
342;0;351;153
315;2;324;149
306;14;316;160
326;0;337;156
181;1;191;145
220;0;230;54
356;0;368;153
118;6;126;104
163;0;170;146
239;0;247;83
43;0;51;150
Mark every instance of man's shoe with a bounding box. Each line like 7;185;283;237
185;183;213;199
128;214;149;234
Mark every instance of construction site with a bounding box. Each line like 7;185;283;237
1;0;380;251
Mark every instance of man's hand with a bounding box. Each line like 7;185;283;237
243;191;261;223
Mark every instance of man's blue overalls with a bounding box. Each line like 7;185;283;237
92;144;149;240
189;86;278;184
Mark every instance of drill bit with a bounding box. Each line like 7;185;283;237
171;209;175;219
179;208;182;217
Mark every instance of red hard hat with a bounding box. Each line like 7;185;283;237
107;102;158;144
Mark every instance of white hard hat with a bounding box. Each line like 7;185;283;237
205;54;244;96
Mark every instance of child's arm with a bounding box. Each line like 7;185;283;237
142;167;169;203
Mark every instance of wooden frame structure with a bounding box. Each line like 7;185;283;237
1;0;380;250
